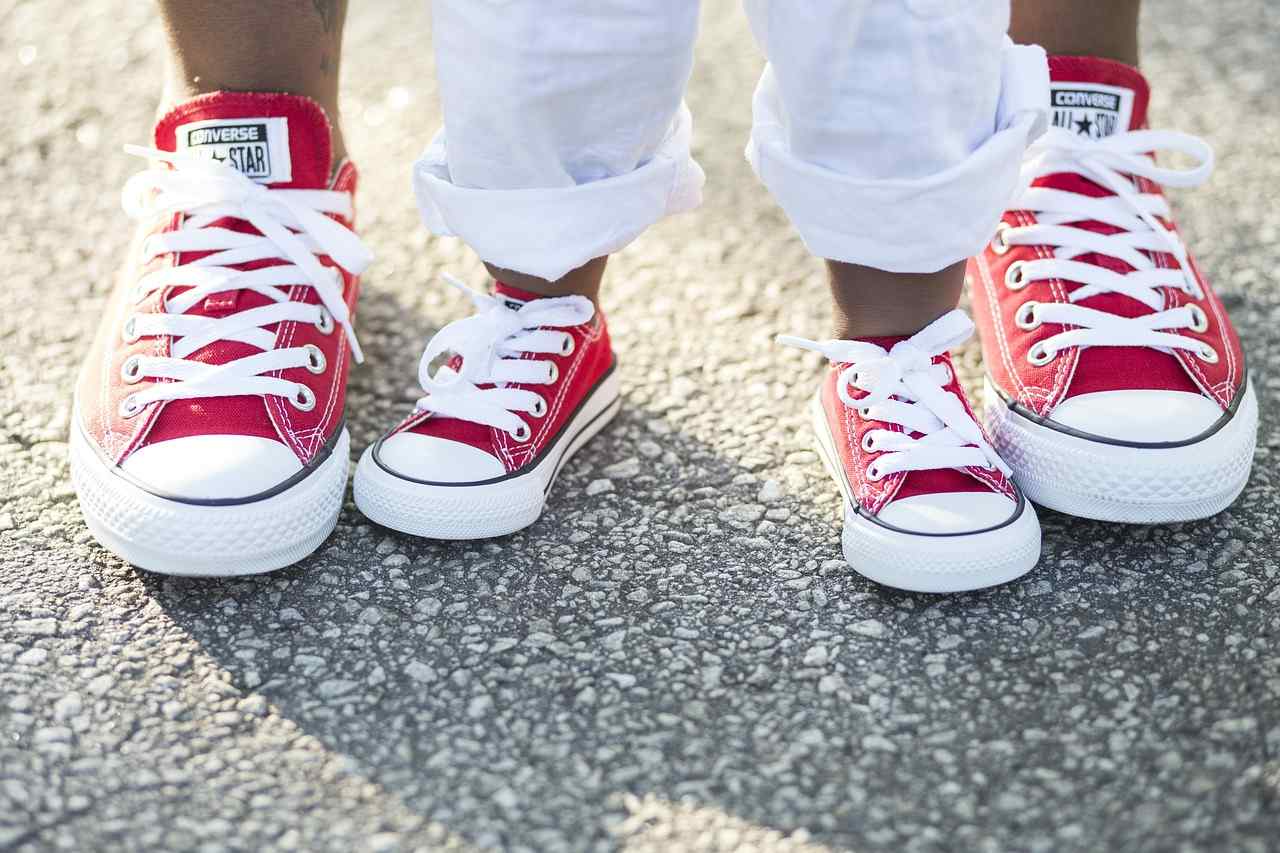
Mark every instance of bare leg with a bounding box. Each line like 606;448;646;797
827;261;966;339
156;0;348;167
485;257;609;304
1010;0;1141;65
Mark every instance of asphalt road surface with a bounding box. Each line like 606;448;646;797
2;1;1278;850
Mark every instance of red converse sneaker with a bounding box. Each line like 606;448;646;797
353;277;619;538
780;311;1041;593
970;56;1257;523
70;93;370;575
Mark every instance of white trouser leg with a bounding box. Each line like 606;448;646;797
416;0;706;281
744;0;1049;273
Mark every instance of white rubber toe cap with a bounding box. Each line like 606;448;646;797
377;433;506;483
1048;390;1223;444
877;491;1019;535
121;435;303;501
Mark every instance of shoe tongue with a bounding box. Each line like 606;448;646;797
493;281;550;311
154;91;333;188
1048;55;1150;138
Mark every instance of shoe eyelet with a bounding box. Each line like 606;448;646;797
858;406;873;419
545;361;559;384
118;394;144;418
861;432;877;453
511;422;532;442
304;344;327;374
560;334;575;356
1015;301;1042;331
1188;304;1210;333
991;223;1014;256
866;463;885;483
121;355;144;384
530;396;547;418
315;307;334;335
1195;343;1219;364
291;385;316;411
122;315;141;343
1005;260;1030;290
1027;341;1056;366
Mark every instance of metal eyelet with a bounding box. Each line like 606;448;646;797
1015;301;1042;331
530;396;547;418
118;395;144;418
315;308;334;335
858;406;873;419
1188;304;1210;333
546;362;559;384
304;344;327;374
291;385;316;411
1195;343;1219;364
511;422;532;442
120;355;144;384
1027;341;1056;367
560;334;575;356
122;315;141;343
866;463;885;483
1005;260;1030;290
861;432;877;453
991;223;1014;256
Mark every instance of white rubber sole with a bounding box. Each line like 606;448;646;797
70;419;349;576
809;396;1041;594
353;371;621;539
984;377;1258;524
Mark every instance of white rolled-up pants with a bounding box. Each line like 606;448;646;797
416;1;1049;281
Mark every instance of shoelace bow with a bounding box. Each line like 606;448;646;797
414;275;593;439
780;310;1011;481
1001;126;1217;365
116;145;371;416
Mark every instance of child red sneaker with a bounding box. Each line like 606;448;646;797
353;278;619;538
780;310;1041;593
70;92;370;575
970;56;1257;523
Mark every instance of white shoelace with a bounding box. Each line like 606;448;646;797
413;275;593;440
780;310;1010;481
115;145;371;416
1000;126;1217;366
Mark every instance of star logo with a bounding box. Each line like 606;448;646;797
1074;115;1095;136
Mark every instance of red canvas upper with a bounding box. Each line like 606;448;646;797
820;344;1015;517
76;92;360;467
389;283;614;474
970;56;1245;417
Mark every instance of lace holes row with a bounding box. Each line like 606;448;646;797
304;344;327;374
1005;260;1030;290
991;223;1014;256
121;355;144;384
546;362;560;384
530;396;547;418
511;423;532;442
1188;303;1210;334
291;385;316;411
560;334;576;357
315;308;335;335
861;432;878;453
1027;342;1056;367
122;316;141;343
1196;343;1219;364
1015;301;1042;331
866;463;885;483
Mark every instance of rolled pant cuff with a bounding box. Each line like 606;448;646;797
413;104;706;282
746;41;1050;274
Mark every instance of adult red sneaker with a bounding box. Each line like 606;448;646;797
353;277;620;538
780;310;1041;593
70;92;370;575
970;56;1257;523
